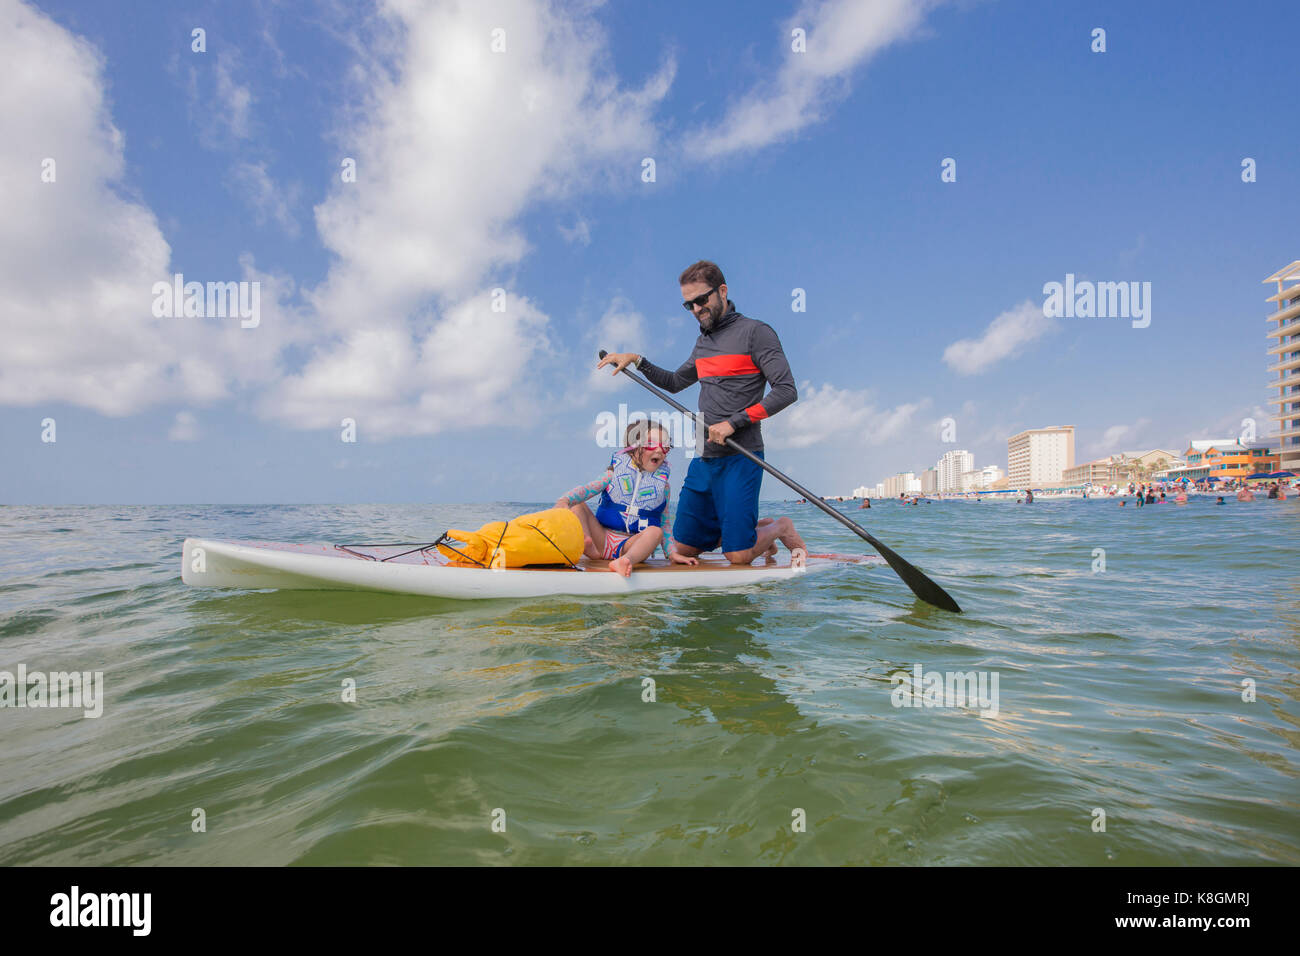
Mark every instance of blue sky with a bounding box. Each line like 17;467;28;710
2;0;1296;504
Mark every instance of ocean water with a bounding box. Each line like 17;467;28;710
0;497;1297;866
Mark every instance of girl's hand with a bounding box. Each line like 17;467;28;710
669;550;698;566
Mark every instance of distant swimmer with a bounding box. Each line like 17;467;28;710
860;499;871;509
1216;496;1225;505
1237;487;1254;501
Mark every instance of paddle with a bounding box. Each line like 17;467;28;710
598;350;962;613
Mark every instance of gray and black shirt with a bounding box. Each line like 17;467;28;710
638;302;797;459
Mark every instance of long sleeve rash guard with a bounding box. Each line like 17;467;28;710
637;302;797;459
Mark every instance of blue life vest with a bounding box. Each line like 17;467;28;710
594;452;670;534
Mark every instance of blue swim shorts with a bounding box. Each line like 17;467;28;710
672;451;764;554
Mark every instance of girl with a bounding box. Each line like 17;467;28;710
555;422;698;577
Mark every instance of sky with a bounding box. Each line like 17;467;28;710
1;0;1296;504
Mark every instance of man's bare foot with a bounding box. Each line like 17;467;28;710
608;555;633;577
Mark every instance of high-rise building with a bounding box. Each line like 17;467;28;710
957;465;1004;492
882;473;918;497
1007;426;1075;487
1264;261;1300;474
936;450;974;492
921;468;938;494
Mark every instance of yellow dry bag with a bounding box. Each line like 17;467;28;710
435;507;584;568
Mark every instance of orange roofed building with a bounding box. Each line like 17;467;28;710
1181;440;1278;480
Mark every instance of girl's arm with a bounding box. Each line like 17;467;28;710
555;470;613;508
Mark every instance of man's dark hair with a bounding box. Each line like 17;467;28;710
679;260;726;288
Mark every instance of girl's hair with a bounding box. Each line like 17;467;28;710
624;419;670;449
623;420;671;470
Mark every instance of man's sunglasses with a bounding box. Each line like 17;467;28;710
682;285;720;312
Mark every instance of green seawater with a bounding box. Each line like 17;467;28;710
0;498;1297;865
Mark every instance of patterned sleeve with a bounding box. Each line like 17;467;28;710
557;471;613;507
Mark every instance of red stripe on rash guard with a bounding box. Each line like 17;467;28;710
695;354;760;377
746;403;769;422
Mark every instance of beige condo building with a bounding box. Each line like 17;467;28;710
1007;426;1075;487
1264;261;1300;474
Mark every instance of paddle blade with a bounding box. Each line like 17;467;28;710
869;538;962;613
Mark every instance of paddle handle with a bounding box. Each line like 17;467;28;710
597;350;962;613
600;352;881;547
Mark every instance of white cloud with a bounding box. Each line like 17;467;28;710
215;53;253;140
308;0;673;321
1085;419;1152;458
266;0;674;436
230;161;300;236
0;0;671;435
1202;405;1273;443
689;0;936;161
765;381;927;449
558;216;592;246
581;299;650;395
942;300;1057;375
261;292;552;437
168;411;200;441
0;1;310;416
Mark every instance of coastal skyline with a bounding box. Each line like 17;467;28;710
2;0;1297;504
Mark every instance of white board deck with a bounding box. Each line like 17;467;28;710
180;537;881;600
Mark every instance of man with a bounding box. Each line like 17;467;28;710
598;260;805;566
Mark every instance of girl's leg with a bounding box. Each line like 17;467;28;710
569;504;606;559
608;527;663;577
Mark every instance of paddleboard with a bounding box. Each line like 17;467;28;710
180;537;881;600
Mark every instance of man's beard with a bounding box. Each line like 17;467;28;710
697;301;722;331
